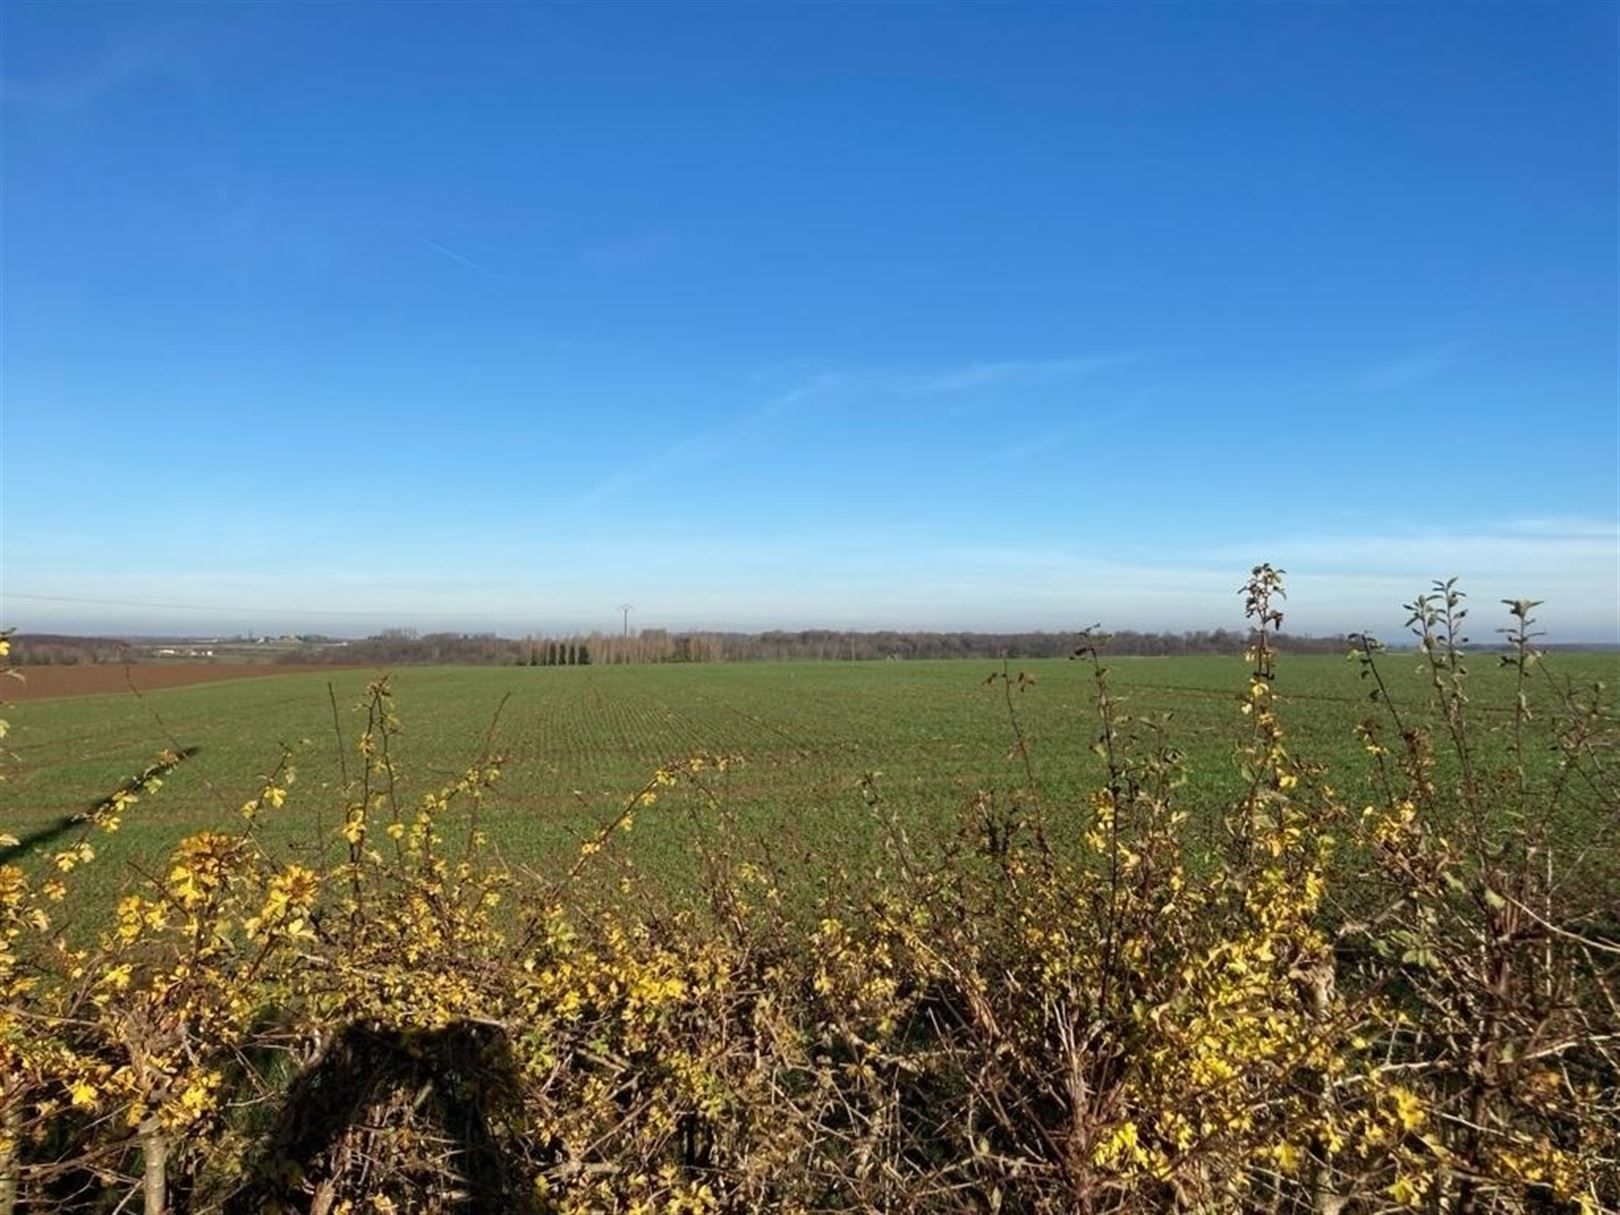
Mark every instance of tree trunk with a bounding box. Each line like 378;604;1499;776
140;1117;167;1213
0;1078;21;1215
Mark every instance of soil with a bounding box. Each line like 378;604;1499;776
3;663;348;702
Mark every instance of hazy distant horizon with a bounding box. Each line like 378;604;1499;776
8;536;1618;645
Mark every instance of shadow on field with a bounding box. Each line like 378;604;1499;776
0;746;200;865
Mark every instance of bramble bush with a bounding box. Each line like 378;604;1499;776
0;569;1614;1213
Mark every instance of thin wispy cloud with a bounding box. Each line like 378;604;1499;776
932;524;1618;639
2;36;182;113
907;353;1132;394
1204;522;1617;578
1360;341;1466;390
750;355;1131;401
1501;516;1620;539
414;235;502;279
566;354;1134;511
563;372;847;514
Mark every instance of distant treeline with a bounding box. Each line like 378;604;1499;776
267;627;1353;666
11;628;1366;667
8;635;131;666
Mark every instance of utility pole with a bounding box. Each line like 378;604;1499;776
619;604;633;637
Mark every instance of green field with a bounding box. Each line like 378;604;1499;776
5;651;1617;909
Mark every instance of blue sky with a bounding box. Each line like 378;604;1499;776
3;1;1616;640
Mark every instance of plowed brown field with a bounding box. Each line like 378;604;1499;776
4;664;343;701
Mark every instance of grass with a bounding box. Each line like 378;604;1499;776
6;650;1617;912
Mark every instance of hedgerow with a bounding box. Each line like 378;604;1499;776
0;568;1614;1213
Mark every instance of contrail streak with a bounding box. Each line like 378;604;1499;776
414;235;501;279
